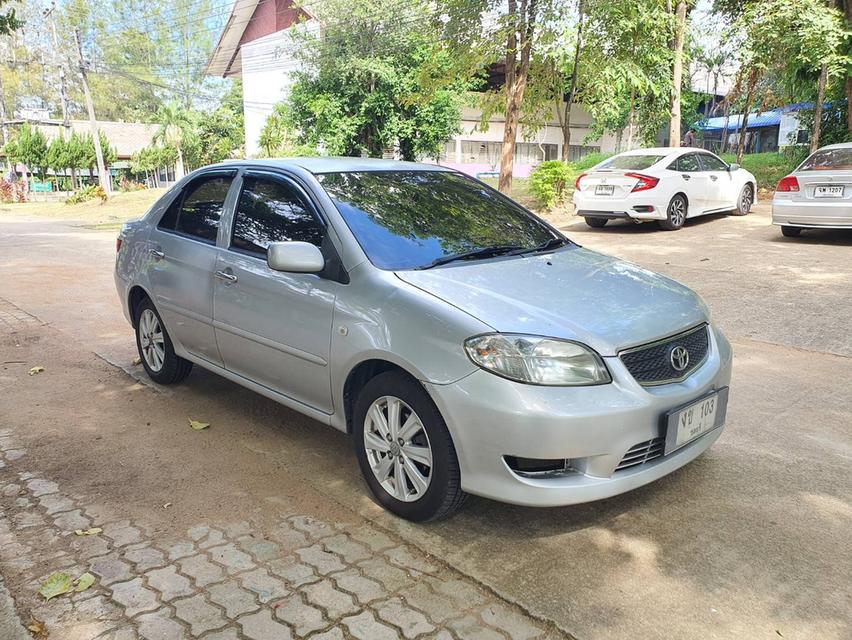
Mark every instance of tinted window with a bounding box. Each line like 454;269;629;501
699;154;728;171
676;154;702;172
317;171;559;270
162;175;233;242
799;147;852;171
598;155;664;170
232;176;324;256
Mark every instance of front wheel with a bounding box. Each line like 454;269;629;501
732;184;754;215
353;372;465;521
134;298;193;385
781;225;802;238
659;194;687;230
585;216;608;228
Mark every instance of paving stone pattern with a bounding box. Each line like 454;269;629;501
0;432;566;639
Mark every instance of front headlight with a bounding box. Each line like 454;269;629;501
464;333;611;386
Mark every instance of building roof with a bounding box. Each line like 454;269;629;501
698;111;782;133
12;120;159;159
205;0;312;77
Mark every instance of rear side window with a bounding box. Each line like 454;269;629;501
674;154;702;172
799;147;852;171
159;174;234;243
231;176;324;256
699;154;728;171
597;155;663;170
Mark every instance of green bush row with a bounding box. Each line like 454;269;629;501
528;152;613;209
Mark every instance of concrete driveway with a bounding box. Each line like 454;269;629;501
0;204;850;640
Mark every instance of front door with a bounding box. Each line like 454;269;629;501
699;153;737;210
672;153;710;214
213;172;337;413
146;171;236;366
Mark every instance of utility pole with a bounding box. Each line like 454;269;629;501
0;71;9;172
43;2;71;135
74;27;110;194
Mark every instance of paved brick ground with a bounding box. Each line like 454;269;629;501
0;298;566;640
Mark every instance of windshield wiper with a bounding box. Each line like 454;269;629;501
417;245;526;270
508;236;570;256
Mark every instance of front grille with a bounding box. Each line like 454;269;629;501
619;324;709;385
615;437;665;471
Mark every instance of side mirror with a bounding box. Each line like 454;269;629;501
267;241;325;273
728;163;740;172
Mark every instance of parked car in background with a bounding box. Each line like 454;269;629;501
116;158;732;521
772;142;852;237
573;148;757;230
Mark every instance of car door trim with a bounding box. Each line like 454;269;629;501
211;319;329;367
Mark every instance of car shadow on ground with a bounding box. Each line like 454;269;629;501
767;228;852;246
563;213;731;235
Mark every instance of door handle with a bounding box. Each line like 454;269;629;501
710;175;718;181
681;174;691;181
148;248;165;260
215;270;238;284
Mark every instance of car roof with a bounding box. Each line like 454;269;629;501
812;142;852;151
214;157;453;175
617;147;714;157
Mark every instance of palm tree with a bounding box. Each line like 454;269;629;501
153;101;192;180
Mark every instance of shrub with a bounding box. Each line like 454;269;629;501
118;176;145;192
65;184;108;204
720;151;802;192
529;161;573;209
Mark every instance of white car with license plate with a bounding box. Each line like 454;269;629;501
573;147;757;230
772;142;852;237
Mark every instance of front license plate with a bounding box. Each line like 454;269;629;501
595;185;615;196
815;186;843;198
664;387;729;455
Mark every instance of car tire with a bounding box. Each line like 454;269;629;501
659;194;687;230
585;216;608;228
781;225;802;238
134;297;193;385
732;183;754;215
353;371;466;521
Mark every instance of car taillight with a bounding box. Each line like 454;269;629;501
116;237;123;252
625;173;659;193
776;176;799;192
574;172;588;190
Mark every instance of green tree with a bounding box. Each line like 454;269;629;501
0;0;22;35
4;123;48;182
284;0;468;161
153;101;192;178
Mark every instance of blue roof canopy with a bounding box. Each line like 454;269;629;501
698;111;781;133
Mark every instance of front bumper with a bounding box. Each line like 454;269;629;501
573;193;666;221
426;326;733;507
772;199;852;229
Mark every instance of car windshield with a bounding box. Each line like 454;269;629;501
799;148;852;171
316;170;562;270
596;155;664;171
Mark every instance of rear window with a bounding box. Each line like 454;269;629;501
597;155;664;171
799;148;852;171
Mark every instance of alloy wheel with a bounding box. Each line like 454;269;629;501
138;308;166;372
363;395;433;502
669;197;686;227
740;186;753;213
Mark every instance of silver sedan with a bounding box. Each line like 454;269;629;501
773;142;852;237
115;158;732;521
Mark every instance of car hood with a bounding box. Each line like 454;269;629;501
396;246;708;356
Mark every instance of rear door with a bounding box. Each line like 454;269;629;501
213;171;338;413
670;153;710;213
146;171;237;366
698;153;737;210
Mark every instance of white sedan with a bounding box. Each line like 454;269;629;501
573;147;757;230
772;142;852;237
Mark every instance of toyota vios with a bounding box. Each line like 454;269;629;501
115;158;733;521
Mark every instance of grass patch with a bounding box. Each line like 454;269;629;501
720;152;802;192
0;188;165;227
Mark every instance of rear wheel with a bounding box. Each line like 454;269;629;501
584;216;608;228
659;194;687;230
134;298;193;385
732;184;754;215
353;372;465;521
781;225;802;238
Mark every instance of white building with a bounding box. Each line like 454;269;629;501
206;0;623;176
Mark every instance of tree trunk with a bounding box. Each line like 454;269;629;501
175;148;186;180
626;88;636;150
811;64;828;153
615;128;624;153
846;1;852;135
559;0;585;162
70;167;77;191
498;0;537;194
736;69;759;163
668;1;687;146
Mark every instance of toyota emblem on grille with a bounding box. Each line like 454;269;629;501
670;345;690;372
